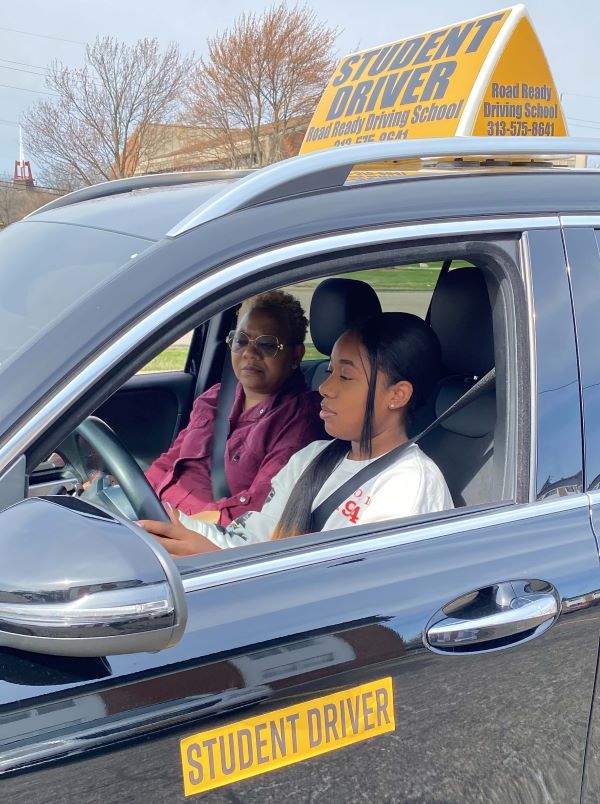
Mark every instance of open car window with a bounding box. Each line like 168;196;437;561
23;233;524;575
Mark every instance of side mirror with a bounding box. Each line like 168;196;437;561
0;496;187;657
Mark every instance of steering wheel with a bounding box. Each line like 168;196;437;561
68;416;170;523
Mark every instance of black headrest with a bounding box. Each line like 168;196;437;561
429;268;494;376
310;278;382;356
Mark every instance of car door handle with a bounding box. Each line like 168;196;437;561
426;582;559;650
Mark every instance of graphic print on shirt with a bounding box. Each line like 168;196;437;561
339;488;372;524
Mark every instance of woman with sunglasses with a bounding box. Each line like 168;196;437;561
145;290;324;525
141;312;453;556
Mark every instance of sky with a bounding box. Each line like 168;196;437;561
1;0;599;180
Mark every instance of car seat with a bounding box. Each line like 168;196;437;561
417;267;497;507
302;277;382;390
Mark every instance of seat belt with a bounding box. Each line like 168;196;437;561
210;355;237;500
309;368;495;532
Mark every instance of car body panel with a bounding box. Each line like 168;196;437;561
31;181;235;240
561;223;600;803
1;499;598;803
527;228;584;498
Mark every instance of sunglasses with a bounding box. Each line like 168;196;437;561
226;330;284;358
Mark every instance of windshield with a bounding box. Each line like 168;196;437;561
0;221;153;373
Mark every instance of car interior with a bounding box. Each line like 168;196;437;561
28;245;522;545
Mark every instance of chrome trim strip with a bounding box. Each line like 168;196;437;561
587;490;600;506
521;231;538;502
0;215;559;476
560;215;600;228
166;137;600;235
0;583;172;627
181;494;588;594
0;686;270;774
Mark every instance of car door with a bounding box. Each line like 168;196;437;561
1;222;598;804
560;219;600;803
93;359;196;470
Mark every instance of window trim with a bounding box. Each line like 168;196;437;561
180;494;588;594
520;232;538;502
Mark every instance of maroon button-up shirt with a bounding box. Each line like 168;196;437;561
145;369;324;525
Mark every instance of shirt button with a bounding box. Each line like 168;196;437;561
232;454;240;462
239;496;247;503
259;408;265;415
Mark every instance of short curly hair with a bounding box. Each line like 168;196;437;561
238;290;308;345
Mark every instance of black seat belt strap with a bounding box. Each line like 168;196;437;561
310;368;495;532
210;355;237;500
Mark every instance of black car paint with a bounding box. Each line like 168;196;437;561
562;226;600;492
528;228;584;498
1;504;598;802
561;223;600;804
1;170;600;801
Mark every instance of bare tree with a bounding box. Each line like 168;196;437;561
35;162;86;194
0;177;57;227
24;37;193;187
184;3;338;168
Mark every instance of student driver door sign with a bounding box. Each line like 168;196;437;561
180;677;395;796
300;4;567;153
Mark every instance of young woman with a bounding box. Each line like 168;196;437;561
140;312;453;556
145;290;323;525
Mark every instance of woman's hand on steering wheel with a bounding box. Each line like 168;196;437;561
139;504;221;557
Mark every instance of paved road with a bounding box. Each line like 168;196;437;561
290;288;431;320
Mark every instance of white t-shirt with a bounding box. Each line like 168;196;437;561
178;440;453;550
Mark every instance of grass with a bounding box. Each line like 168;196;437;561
296;261;473;291
140;345;188;373
304;343;327;360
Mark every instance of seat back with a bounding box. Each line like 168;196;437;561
303;277;381;390
418;268;497;507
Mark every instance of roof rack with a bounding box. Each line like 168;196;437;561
166;136;600;237
28;169;254;217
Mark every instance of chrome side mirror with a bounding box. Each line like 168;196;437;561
0;496;187;657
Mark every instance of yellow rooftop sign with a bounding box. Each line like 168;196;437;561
300;4;567;154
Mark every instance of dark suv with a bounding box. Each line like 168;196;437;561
1;137;600;803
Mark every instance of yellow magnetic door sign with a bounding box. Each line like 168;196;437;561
180;677;395;796
300;4;566;153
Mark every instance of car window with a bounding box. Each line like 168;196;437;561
139;332;191;373
25;239;521;572
161;245;518;570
